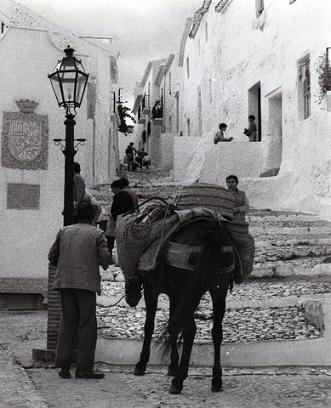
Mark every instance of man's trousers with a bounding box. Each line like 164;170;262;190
55;288;97;371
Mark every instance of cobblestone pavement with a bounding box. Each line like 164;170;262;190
1;307;331;407
97;276;331;343
0;312;47;408
27;365;331;408
99;303;321;343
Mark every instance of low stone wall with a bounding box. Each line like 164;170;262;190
199;142;264;186
173;136;198;181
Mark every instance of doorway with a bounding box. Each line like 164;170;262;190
248;82;261;141
264;91;282;174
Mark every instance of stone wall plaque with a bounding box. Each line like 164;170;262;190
1;100;48;170
7;183;40;210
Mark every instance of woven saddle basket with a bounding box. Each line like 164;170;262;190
175;183;235;219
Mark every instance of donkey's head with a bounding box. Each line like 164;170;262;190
125;277;143;307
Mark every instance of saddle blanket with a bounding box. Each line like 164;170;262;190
116;207;225;280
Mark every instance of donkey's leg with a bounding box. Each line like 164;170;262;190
169;290;203;394
169;315;196;394
210;285;228;392
134;282;157;376
167;295;180;376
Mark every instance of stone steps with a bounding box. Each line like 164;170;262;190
92;180;331;278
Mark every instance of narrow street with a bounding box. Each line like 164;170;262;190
0;0;330;407
1;168;331;407
0;311;331;408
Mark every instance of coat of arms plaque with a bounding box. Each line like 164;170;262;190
1;100;48;170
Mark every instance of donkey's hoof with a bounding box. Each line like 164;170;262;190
134;365;146;376
169;383;182;394
211;383;223;392
134;369;145;376
167;367;178;377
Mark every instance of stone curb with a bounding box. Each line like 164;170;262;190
96;296;331;367
96;336;331;368
0;344;48;408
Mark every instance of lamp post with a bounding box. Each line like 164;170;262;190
48;45;89;226
33;47;89;360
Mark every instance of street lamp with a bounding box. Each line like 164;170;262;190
48;45;89;225
37;46;89;359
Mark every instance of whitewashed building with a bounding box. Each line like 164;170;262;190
157;52;184;172
0;0;120;305
173;0;331;218
131;59;167;167
131;19;193;173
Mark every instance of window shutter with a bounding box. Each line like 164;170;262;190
87;82;96;120
255;0;264;17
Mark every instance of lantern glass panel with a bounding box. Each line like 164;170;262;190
48;47;89;111
49;72;64;106
60;70;77;105
76;71;88;106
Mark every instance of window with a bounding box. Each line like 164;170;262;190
298;58;311;120
148;82;151;107
186;57;190;78
205;22;208;41
175;92;179;132
209;78;212;103
187;118;191;136
255;0;264;18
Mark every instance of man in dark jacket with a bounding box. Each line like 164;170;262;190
48;201;111;379
105;178;138;259
73;162;86;209
125;142;136;171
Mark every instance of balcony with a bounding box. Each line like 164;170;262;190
137;106;146;124
142;95;151;116
152;99;163;126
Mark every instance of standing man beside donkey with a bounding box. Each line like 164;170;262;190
48;200;111;379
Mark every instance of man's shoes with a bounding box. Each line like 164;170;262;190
75;370;104;379
59;368;71;379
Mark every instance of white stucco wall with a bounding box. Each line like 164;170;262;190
0;26;118;279
177;0;331;217
200;142;264;185
173;136;200;182
159;133;174;171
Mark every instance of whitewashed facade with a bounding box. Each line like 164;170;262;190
0;0;120;284
174;0;331;218
157;53;183;171
132;59;166;166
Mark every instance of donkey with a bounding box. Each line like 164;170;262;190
125;216;238;394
